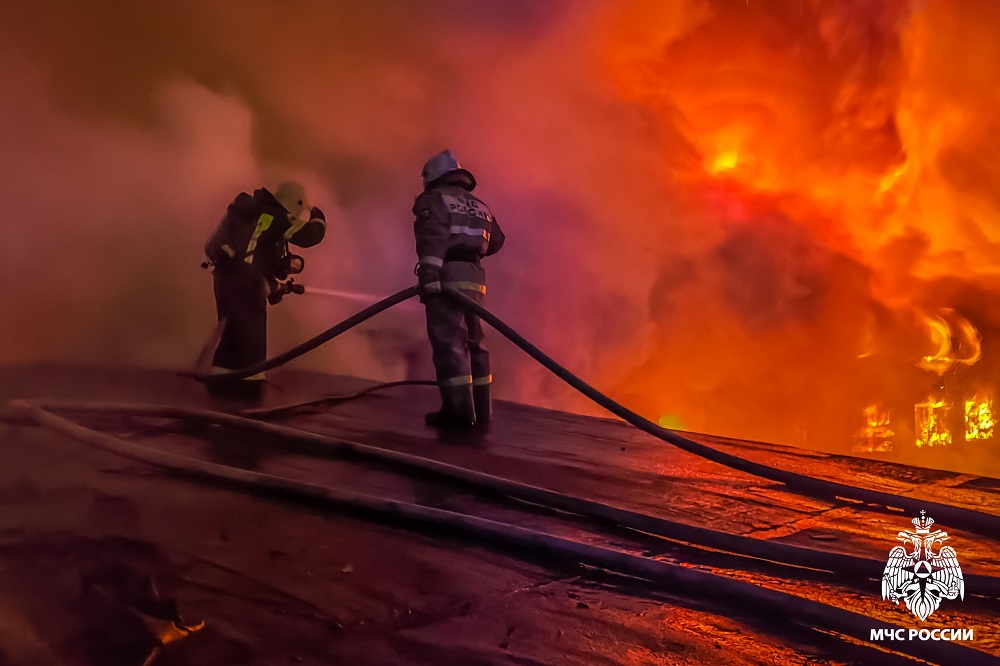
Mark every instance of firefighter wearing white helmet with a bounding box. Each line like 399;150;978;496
413;150;505;429
204;181;327;399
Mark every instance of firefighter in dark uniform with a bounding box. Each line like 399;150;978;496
204;182;327;397
413;150;505;429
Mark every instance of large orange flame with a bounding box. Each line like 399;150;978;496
598;0;1000;455
916;309;982;375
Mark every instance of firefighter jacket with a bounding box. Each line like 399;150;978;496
413;183;504;292
205;188;326;280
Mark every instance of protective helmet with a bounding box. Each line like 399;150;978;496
421;149;476;189
274;181;307;215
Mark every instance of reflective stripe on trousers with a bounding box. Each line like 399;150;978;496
212;367;266;381
424;282;490;389
444;281;486;294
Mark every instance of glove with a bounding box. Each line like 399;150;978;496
309;206;325;221
267;280;285;305
284;253;305;275
416;263;442;301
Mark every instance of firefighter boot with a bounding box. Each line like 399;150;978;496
207;378;265;403
473;384;492;425
425;384;476;430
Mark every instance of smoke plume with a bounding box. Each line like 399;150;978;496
3;0;1000;471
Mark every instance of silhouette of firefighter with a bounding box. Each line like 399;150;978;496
413;150;505;430
204;182;326;397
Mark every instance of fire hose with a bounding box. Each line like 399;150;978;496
184;285;420;383
242;379;439;418
8;401;993;666
14;398;1000;600
186;284;1000;540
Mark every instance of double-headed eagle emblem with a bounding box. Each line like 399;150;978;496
881;511;964;621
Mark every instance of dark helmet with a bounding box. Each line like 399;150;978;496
421;149;476;189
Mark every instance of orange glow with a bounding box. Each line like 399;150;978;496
965;396;994;441
853;404;895;453
915;396;951;448
704;130;747;175
917;313;954;375
916;309;981;375
955;316;983;367
599;0;1000;451
658;413;685;430
708;149;740;175
878;161;910;196
5;0;1000;460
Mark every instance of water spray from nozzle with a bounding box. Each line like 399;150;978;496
298;286;422;313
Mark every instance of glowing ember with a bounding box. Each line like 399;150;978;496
965;397;995;441
853;404;894;453
915;396;951;448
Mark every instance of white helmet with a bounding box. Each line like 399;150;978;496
421;150;476;189
274;181;307;215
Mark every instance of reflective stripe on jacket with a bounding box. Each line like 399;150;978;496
206;188;325;278
413;184;505;270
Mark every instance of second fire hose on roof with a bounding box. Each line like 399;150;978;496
189;284;1000;539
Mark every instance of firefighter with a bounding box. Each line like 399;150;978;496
204;182;326;397
413;150;505;429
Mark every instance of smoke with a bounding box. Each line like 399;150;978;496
3;1;1000;469
0;0;602;382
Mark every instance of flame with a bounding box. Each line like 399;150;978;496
853;403;895;453
598;1;1000;451
917;313;953;374
955;316;983;367
856;393;995;452
965;396;994;441
915;395;951;448
857;312;876;359
878;161;911;196
916;309;982;375
708;149;740;175
705;130;746;175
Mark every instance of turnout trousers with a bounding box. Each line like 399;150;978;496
212;262;268;382
424;260;493;426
